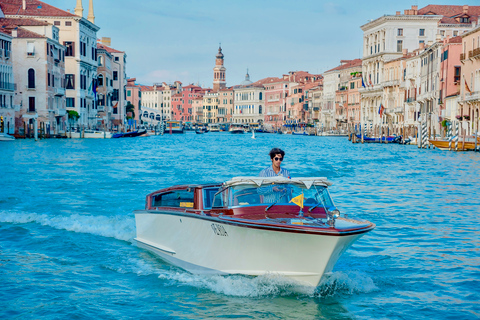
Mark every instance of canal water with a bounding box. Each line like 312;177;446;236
1;133;479;319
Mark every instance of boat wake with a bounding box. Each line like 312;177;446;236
155;268;378;298
0;210;136;242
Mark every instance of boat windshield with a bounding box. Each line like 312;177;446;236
212;183;335;210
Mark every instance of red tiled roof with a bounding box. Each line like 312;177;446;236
0;0;76;17
418;5;480;24
447;36;462;44
0;17;50;26
97;43;124;54
324;59;362;73
0;25;44;38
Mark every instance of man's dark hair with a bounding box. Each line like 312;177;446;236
269;148;285;159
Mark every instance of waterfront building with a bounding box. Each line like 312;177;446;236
141;84;163;125
96;42;114;129
0;29;14;135
232;71;264;124
322;67;340;130
404;49;422;128
417;38;443;136
308;85;323;125
439;36;462;127
459;25;480;134
217;87;233;123
383;54;408;134
359;5;441;134
327;59;362;131
203;91;218;124
126;78;142;124
347;72;362;128
161;81;182;121
359;4;480;135
1;0;101;129
213;46;226;92
1;17;66;136
262;77;288;130
96;41;127;130
192;96;203;124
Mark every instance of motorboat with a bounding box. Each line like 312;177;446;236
229;123;244;134
355;134;396;143
0;132;15;141
134;176;375;287
69;130;112;139
208;124;220;132
165;121;185;134
112;128;147;138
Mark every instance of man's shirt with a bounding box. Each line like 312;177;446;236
258;166;291;203
259;166;291;178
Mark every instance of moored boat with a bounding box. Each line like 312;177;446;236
429;137;480;151
112;129;147;138
0;132;15;141
229;123;244;134
69;130;112;139
165;121;185;134
134;176;375;287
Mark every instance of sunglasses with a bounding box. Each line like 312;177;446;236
274;157;283;161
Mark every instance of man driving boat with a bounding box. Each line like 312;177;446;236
259;148;291;203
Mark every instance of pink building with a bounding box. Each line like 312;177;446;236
172;85;209;122
439;36;462;123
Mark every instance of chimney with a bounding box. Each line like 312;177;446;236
412;5;418;14
463;5;468;14
12;28;18;37
22;0;26;10
436;34;441;42
419;42;425;50
396;11;401;15
402;49;408;56
427;40;433;47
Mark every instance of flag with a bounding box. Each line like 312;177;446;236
290;193;304;208
378;104;385;117
465;79;472;94
362;77;366;88
113;102;118;109
369;75;373;87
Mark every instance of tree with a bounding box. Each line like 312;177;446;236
126;103;135;119
67;110;79;120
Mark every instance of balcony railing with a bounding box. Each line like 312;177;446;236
464;91;479;102
473;47;480;59
405;97;415;103
0;82;14;91
460;53;465;60
54;87;65;96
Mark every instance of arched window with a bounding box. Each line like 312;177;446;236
98;74;104;86
98;55;104;66
28;68;35;88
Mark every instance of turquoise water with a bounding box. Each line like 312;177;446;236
1;133;479;319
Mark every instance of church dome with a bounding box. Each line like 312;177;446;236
216;47;224;59
240;70;252;86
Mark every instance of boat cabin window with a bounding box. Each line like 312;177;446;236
152;189;194;208
228;183;335;210
203;187;220;209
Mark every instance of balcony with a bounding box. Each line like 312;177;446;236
54;87;65;96
472;47;480;59
0;81;14;91
460;53;465;60
55;109;66;116
97;105;105;112
464;91;479;102
393;107;403;114
405;97;415;103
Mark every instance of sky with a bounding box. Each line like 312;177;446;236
48;0;475;87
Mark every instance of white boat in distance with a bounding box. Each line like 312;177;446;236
69;130;112;138
0;132;15;141
134;176;375;286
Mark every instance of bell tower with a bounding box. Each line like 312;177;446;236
213;45;226;91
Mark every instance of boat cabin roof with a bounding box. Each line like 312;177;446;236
223;176;332;188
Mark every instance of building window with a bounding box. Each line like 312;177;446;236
350;82;355;89
454;67;460;83
453;31;458;36
66;98;75;108
114;57;119;61
419;29;425;36
64;41;74;56
419;40;425;45
127;90;131;97
54;21;60;26
397;28;403;36
29;97;35;112
98;74;104;86
28;69;35;88
98;55;104;66
397;40;403;52
65;74;75;89
113;71;118;80
65;21;72;26
27;42;35;56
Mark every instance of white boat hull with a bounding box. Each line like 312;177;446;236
134;212;364;286
69;131;112;138
0;133;15;141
